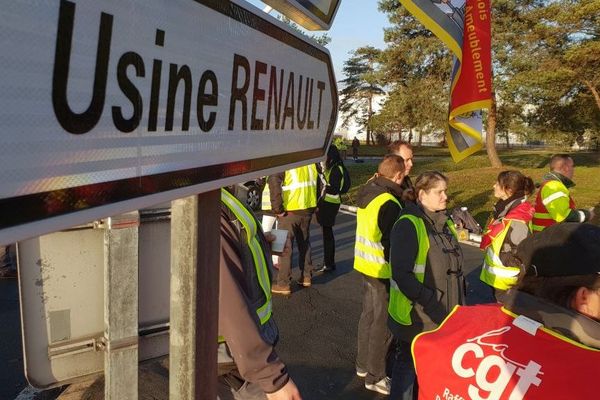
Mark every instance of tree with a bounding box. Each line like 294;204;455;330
376;1;450;142
507;0;600;146
338;46;385;145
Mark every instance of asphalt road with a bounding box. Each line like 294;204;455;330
3;209;489;400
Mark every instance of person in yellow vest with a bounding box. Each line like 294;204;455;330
532;154;594;232
354;154;407;396
219;188;302;400
387;171;465;400
479;171;535;301
266;164;319;295
315;144;346;273
411;222;600;400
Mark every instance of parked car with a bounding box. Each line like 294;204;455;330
234;178;265;211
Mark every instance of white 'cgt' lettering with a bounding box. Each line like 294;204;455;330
451;342;542;400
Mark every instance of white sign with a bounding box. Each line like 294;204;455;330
0;0;338;245
264;0;341;30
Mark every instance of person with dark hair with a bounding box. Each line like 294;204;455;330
354;154;407;395
411;223;600;399
352;137;360;160
479;170;535;300
219;188;302;400
387;171;465;400
388;140;415;201
532;154;594;232
315;144;345;273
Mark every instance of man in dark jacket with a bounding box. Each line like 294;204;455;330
354;155;406;395
219;189;302;399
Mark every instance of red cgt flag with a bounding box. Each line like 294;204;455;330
399;0;492;162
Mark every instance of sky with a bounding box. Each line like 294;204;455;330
245;0;390;82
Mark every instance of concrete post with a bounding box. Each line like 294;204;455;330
170;191;220;400
103;212;140;400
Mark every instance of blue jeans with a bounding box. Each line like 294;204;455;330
390;340;417;400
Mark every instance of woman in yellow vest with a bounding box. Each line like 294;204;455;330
387;171;465;400
479;170;535;301
315;144;346;273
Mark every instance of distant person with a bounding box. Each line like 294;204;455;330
388;140;415;199
219;188;302;400
480;171;535;300
354;155;406;395
411;223;600;399
352;137;360;160
532;154;594;232
265;165;319;295
388;171;465;400
315;144;346;273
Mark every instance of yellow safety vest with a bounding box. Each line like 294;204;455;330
323;165;344;205
354;193;401;278
221;189;272;325
261;165;318;212
479;220;523;290
532;179;575;232
282;165;318;211
388;214;457;325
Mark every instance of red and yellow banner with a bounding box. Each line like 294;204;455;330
399;0;492;162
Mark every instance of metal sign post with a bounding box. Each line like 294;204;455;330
102;212;140;400
169;192;220;400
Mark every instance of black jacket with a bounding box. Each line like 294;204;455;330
316;161;344;227
388;202;465;342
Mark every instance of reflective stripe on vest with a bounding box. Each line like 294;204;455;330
353;193;401;278
412;304;600;400
532;179;576;232
388;215;458;326
261;176;271;211
282;165;318;211
221;189;272;324
323;165;344;205
479;219;521;290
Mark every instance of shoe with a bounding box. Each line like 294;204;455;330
356;368;367;378
315;265;336;273
365;377;391;396
271;284;291;295
296;276;311;287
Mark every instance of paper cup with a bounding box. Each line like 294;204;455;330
261;215;277;232
269;229;288;253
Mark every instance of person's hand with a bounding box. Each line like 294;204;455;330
266;379;302;400
264;232;291;257
588;207;596;222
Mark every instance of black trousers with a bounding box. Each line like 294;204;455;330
322;225;335;267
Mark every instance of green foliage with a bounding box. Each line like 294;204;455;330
338;46;386;145
332;136;348;151
370;0;600;151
